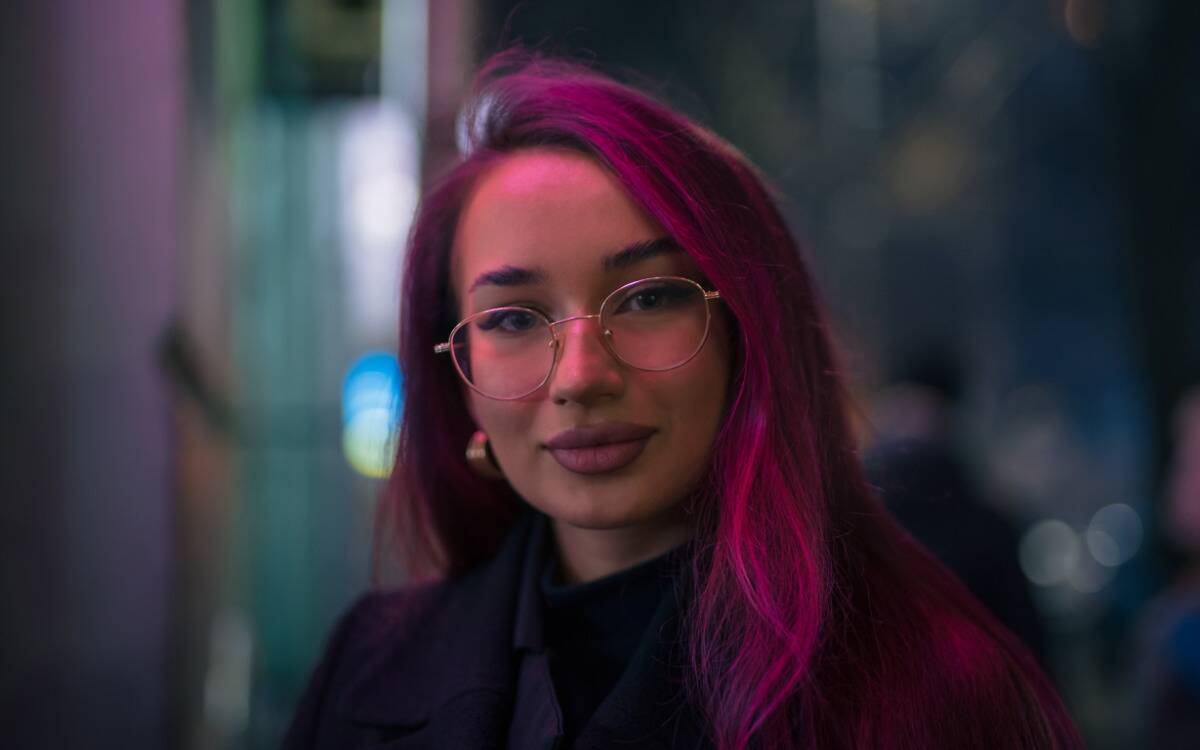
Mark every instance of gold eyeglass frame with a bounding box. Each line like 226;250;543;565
433;275;724;401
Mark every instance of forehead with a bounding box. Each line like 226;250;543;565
450;148;694;302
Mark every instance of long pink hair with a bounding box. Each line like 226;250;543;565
383;51;1082;749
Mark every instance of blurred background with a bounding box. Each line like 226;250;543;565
2;0;1198;748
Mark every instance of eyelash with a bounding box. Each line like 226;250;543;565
503;301;550;316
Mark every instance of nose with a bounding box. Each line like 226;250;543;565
546;315;624;404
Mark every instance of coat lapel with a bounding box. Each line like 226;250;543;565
335;508;537;748
332;505;714;749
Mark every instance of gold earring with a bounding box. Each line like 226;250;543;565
466;430;506;480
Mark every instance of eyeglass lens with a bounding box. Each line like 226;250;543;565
450;278;710;399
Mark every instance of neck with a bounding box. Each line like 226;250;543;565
548;506;692;585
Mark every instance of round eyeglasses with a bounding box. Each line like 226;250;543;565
433;275;724;400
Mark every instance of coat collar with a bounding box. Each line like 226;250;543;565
335;508;535;728
336;504;713;749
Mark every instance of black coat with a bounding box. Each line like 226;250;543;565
283;507;713;749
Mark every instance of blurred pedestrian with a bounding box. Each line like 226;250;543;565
1132;388;1200;749
864;355;1049;665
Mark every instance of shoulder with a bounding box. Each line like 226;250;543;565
895;609;1081;748
281;582;451;749
341;583;450;646
828;554;1079;747
282;509;540;748
328;582;453;668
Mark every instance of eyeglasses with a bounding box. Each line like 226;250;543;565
434;275;724;400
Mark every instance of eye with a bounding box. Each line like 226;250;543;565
614;283;689;313
476;308;542;333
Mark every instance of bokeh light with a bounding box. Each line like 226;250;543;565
1019;519;1082;586
341;352;402;479
1085;502;1143;567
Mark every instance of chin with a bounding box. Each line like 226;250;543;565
541;485;659;530
549;500;635;530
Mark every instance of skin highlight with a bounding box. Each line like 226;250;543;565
450;147;732;584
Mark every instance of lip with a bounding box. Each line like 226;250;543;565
543;422;656;475
547;437;653;475
544;422;657;450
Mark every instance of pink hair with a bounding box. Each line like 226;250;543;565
383;51;1082;749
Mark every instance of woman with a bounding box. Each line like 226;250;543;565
285;52;1082;749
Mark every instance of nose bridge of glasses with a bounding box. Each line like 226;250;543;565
548;311;604;332
548;311;620;366
553;312;612;344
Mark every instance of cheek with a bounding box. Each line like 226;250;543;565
701;313;737;412
652;329;734;468
470;396;537;468
695;323;735;453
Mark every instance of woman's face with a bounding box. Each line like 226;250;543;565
450;148;733;534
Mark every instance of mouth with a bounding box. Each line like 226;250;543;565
546;436;652;475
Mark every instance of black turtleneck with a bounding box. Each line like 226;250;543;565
539;544;684;746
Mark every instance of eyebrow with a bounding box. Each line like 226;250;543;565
467;237;681;293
